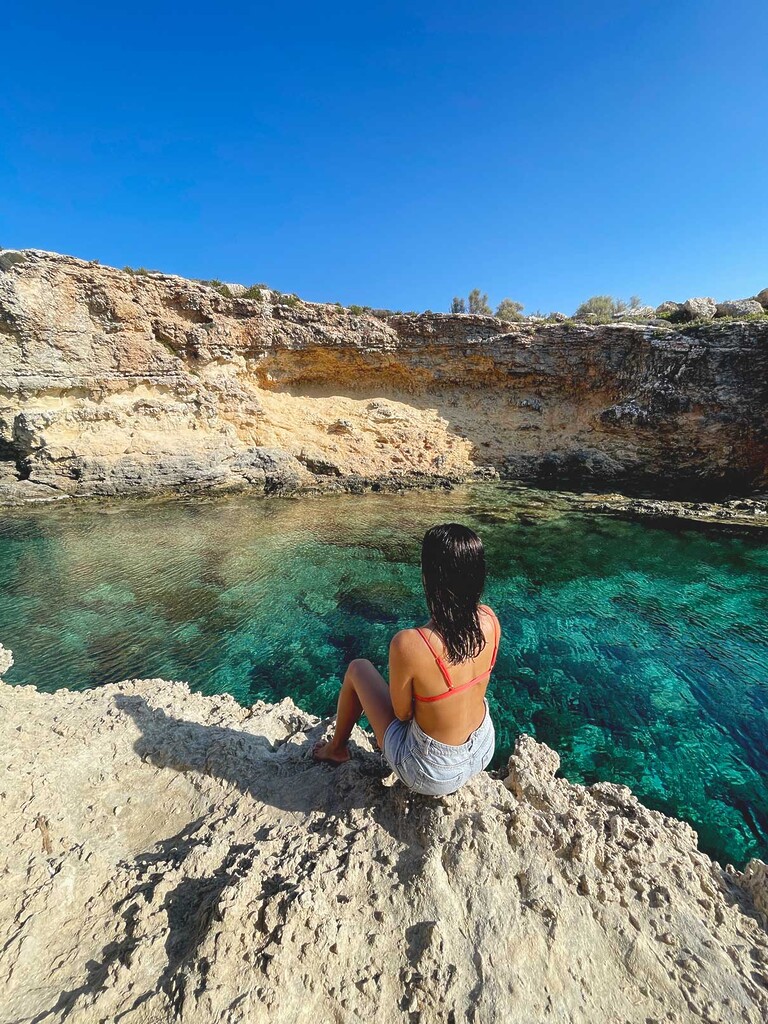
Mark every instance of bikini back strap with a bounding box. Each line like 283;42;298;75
413;671;490;702
414;627;454;689
489;610;499;667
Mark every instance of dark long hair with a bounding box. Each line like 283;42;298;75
421;523;486;664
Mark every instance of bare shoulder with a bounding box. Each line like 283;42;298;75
479;604;501;636
389;627;423;653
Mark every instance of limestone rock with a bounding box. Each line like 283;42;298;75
612;305;655;319
0;672;766;1024
739;859;768;917
328;418;354;434
223;282;247;297
504;733;569;810
715;299;764;318
683;296;717;320
0;644;12;677
756;287;768;310
601;400;652;427
655;300;684;316
1;250;767;503
580;493;768;530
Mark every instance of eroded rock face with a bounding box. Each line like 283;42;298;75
0;673;766;1024
1;249;767;502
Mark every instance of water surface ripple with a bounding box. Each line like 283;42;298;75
1;484;766;867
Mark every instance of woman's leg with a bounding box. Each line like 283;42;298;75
313;658;397;763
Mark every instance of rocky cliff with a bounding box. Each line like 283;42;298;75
1;250;766;504
0;648;766;1024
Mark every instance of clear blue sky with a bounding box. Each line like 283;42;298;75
2;2;766;313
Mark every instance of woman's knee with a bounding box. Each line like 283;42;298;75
345;657;374;681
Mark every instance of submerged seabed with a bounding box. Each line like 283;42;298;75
1;483;766;867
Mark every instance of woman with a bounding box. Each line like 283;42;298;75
313;523;500;796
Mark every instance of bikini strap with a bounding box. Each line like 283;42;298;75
489;609;499;667
414;627;454;690
478;605;499;666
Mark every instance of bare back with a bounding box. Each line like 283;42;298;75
405;604;500;746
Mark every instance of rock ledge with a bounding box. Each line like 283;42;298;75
1;651;766;1024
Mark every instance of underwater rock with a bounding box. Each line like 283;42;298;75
0;669;766;1024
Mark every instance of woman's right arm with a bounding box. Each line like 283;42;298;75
389;631;415;721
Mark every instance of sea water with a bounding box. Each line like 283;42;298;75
0;483;765;868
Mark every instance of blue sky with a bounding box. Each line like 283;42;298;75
1;1;766;313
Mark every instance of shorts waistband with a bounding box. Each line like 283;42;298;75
409;698;492;755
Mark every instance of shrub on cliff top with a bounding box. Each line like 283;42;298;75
496;298;525;322
206;279;233;298
574;295;626;318
450;293;525;319
468;289;493;315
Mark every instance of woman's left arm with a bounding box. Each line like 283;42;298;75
389;631;415;721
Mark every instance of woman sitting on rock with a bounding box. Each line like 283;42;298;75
313;523;500;796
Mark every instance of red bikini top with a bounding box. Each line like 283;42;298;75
413;607;499;703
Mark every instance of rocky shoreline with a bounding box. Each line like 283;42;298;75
2;250;767;506
579;492;768;532
3;472;766;536
1;645;766;1024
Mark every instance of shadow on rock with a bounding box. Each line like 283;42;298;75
113;693;454;847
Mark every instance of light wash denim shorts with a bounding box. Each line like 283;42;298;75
382;699;495;797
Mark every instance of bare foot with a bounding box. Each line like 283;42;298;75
312;740;351;765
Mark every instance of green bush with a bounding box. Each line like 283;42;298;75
574;295;625;318
496;298;525;321
201;279;232;297
468;289;493;315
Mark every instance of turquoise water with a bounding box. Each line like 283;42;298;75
0;484;766;868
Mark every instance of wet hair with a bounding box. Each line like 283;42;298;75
420;523;486;664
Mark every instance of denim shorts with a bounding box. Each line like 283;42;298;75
382;699;495;797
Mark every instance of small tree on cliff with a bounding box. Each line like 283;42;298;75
496;298;524;322
468;289;492;315
451;296;467;313
574;295;627;318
